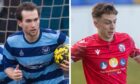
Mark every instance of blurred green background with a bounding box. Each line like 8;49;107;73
71;58;140;84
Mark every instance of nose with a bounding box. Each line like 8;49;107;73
110;23;115;30
31;21;36;28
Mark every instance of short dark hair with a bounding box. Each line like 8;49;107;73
16;2;40;21
92;3;118;19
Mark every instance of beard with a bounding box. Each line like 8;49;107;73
28;29;39;37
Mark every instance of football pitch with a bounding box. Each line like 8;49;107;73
71;58;140;84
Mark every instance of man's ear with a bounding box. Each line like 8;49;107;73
17;20;22;27
94;20;98;28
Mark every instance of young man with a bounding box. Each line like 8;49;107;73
71;3;140;84
3;2;69;84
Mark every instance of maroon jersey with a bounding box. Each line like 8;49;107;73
71;32;140;84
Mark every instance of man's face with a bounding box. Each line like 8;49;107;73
94;14;117;41
18;9;40;37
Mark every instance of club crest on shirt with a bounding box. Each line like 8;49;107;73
42;46;50;54
95;49;100;55
100;62;108;70
19;50;24;56
109;58;118;68
120;58;126;66
118;44;125;52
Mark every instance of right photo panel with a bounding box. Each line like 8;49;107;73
71;0;140;84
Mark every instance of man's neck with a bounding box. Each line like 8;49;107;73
99;34;114;42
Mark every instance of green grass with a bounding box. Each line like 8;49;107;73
71;58;140;84
71;61;86;84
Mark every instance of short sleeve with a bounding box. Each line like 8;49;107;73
129;36;140;58
71;39;87;62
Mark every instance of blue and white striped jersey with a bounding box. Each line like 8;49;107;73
0;46;16;84
3;29;69;84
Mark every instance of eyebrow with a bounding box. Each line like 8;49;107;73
26;17;39;21
103;18;117;22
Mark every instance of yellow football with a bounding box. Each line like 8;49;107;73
54;44;69;64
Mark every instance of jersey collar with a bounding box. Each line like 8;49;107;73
95;33;116;44
23;29;42;44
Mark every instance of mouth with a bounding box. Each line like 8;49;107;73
108;32;114;35
31;29;37;32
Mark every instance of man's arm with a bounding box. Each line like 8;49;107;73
133;55;140;63
128;35;140;63
71;39;87;62
3;42;23;80
56;31;69;71
130;48;140;63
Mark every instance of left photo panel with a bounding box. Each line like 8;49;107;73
0;0;69;84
